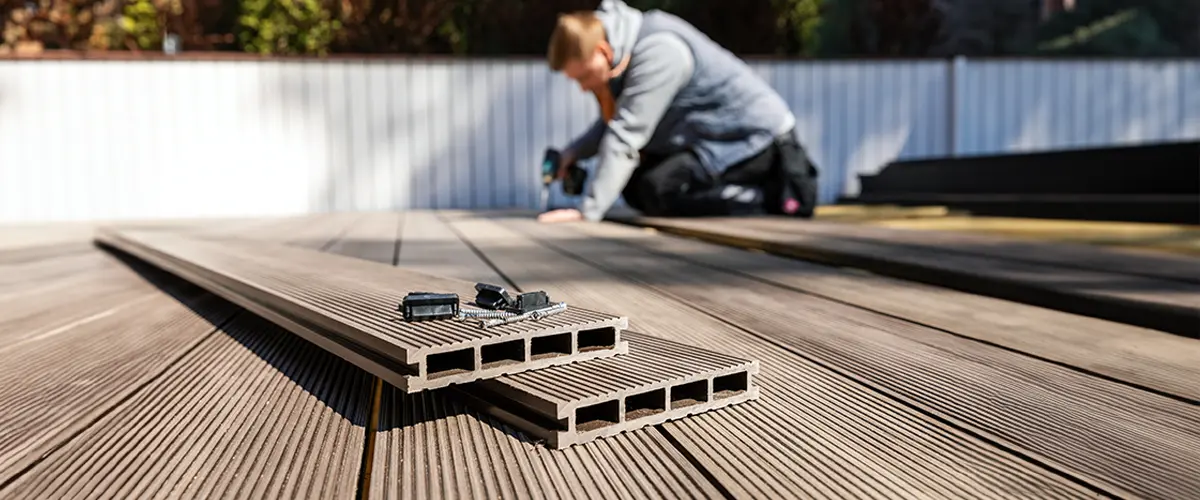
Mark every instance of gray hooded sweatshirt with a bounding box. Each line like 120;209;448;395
569;0;796;221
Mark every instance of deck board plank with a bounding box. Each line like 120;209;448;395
438;211;1098;499
1;312;373;499
744;217;1200;284
622;216;1200;336
0;269;240;488
319;212;727;500
585;218;1200;402
485;213;1200;500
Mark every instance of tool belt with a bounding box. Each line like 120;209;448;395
765;129;819;217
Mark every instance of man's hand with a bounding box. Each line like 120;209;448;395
537;208;584;224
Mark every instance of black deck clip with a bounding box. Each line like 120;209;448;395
474;283;514;310
510;291;551;314
400;292;460;322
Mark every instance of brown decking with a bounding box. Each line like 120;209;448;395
620;215;1200;336
1;211;1197;499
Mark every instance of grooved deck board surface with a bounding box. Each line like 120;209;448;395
1;312;372;499
476;213;1200;500
0;265;240;487
578;216;1200;402
742;216;1200;284
0;248;111;293
0;256;161;347
858;215;1200;257
463;330;760;448
395;211;503;282
96;228;628;392
5;211;1194;499
371;387;726;500
621;216;1200;336
425;212;1098;499
489;331;756;413
303;211;729;499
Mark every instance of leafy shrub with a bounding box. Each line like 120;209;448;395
237;0;340;55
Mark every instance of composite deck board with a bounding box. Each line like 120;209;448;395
622;216;1200;336
397;210;504;282
465;330;761;449
742;217;1200;284
0;272;240;487
312;212;727;500
0;242;95;267
0;249;113;294
372;387;725;500
0;223;98;252
0;269;159;349
1;313;372;499
489;214;1200;500
324;212;403;266
97;228;629;392
438;212;1097;499
573;218;1200;402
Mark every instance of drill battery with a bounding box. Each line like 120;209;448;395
542;148;587;196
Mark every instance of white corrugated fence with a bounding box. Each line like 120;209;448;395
0;56;1197;223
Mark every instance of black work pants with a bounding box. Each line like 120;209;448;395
621;129;818;218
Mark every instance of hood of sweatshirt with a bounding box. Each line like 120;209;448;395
595;0;644;69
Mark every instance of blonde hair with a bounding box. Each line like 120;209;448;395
547;12;607;71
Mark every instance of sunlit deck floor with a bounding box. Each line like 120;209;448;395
1;210;1197;499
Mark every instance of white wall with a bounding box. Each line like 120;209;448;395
0;57;1196;223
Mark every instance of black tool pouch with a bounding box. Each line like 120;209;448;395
770;131;819;217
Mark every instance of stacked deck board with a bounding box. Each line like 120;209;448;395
92;225;763;449
460;331;759;449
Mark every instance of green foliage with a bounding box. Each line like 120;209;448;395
237;0;340;55
120;0;161;49
773;0;823;55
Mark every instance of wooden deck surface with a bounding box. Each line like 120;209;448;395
0;211;1196;499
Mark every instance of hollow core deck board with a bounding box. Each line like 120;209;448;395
486;214;1200;500
571;218;1200;402
96;228;629;393
440;212;1098;499
621;216;1200;336
465;330;761;449
0;270;240;488
316;211;727;500
1;312;372;499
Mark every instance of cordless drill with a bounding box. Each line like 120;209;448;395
540;148;587;210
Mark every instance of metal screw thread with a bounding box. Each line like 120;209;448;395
456;308;518;320
481;302;568;328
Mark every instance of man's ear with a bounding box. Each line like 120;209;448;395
596;40;614;65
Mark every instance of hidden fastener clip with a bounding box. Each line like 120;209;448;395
508;291;550;314
474;282;514;310
399;292;460;322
